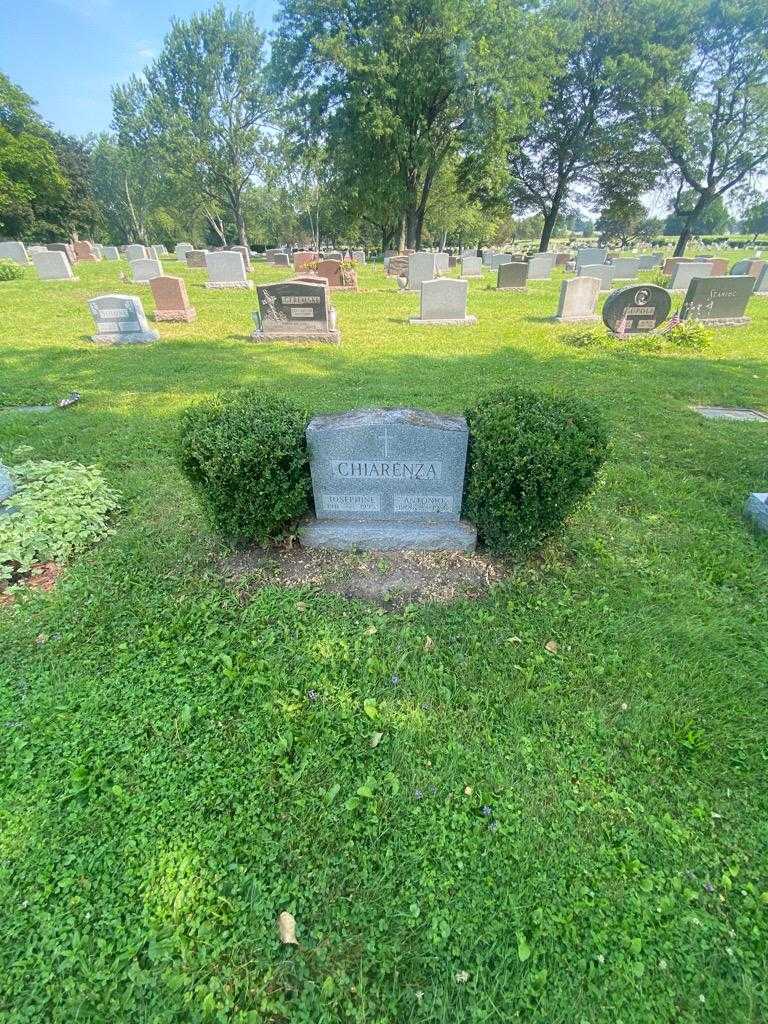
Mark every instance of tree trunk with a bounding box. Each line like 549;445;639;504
406;207;419;250
233;197;248;248
398;214;407;252
673;191;711;256
539;202;561;252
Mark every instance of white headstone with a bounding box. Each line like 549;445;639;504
126;244;147;261
103;246;120;260
460;255;483;278
130;258;163;283
205;250;252;289
175;242;194;261
31;250;76;281
410;278;476;326
407;252;436;291
554;276;600;322
669;261;713;292
0;241;28;265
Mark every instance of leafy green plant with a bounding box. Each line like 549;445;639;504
561;326;614;348
0;259;24;282
0;460;120;585
659;319;712;349
177;388;311;544
464;386;608;553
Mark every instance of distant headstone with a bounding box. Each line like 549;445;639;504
299;407;477;551
88;294;159;344
730;258;764;278
554;253;572;267
638;253;663;270
754;264;768;296
663;257;695;276
73;240;99;261
351;249;366;263
252;279;339;344
103;246;120;260
487;253;513;270
707;258;729;276
326;251;343;262
185;249;208;268
153;243;168;256
497;262;528;290
409;278;476;326
555;276;600;322
150;275;196;322
745;259;766;279
460;255;482;278
527;253;555;280
175;242;193;261
93;243;104;259
0;241;28;265
669;261;713;292
126;244;147;261
578;263;613;292
130;257;163;283
610;257;641;279
272;253;292;268
205;250;252;289
680;276;753;327
744;493;768;534
48;242;75;264
387;255;410;278
407;252;436;291
602;284;671;335
315;259;357;290
576;247;607;269
434;252;450;273
294;251;318;272
230;244;252;271
31;250;76;281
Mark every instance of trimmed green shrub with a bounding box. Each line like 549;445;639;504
0;259;24;282
178;389;311;544
0;460;120;585
464;387;608;554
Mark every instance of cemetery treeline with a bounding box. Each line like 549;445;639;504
1;0;768;253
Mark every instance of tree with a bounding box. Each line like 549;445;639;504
650;0;768;255
596;197;663;246
113;4;273;247
741;195;768;240
0;73;69;239
663;189;730;235
503;0;687;252
49;133;103;240
270;0;551;251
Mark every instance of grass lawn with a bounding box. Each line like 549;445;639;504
1;254;767;1022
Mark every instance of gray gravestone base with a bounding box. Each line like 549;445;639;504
689;316;750;328
744;493;768;534
554;312;599;323
251;327;340;344
90;330;160;345
408;314;477;327
205;281;254;290
299;518;477;551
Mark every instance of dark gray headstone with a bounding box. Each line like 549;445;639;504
497;262;528;289
252;280;339;343
88;294;159;344
680;276;753;326
299;408;476;551
602;284;671;335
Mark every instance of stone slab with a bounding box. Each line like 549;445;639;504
88;294;159;344
692;405;768;421
744;493;768;534
298;518;477;551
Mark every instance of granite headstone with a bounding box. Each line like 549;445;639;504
602;284;671;335
299;407;477;551
409;278;476;326
680;276;753;326
88;294;159;344
252;279;339;343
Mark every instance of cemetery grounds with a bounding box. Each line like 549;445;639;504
0;253;767;1022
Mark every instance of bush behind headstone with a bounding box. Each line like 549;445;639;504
464;386;608;553
177;390;311;544
0;259;24;282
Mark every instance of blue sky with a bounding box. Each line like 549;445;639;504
2;0;280;136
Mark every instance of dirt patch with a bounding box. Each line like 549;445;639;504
0;562;63;606
219;544;511;609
